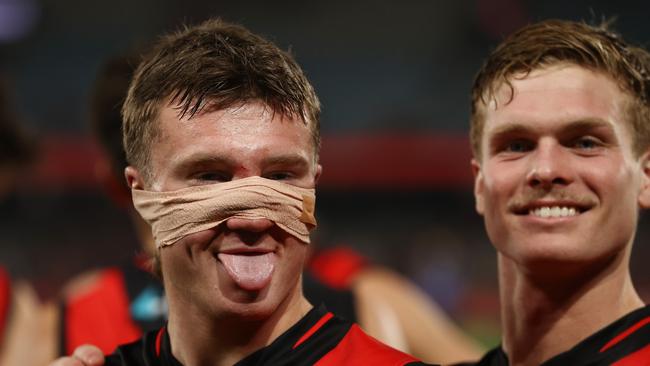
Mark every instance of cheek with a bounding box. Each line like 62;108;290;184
174;229;217;254
482;163;521;209
283;241;308;270
159;245;192;291
480;163;524;248
275;241;308;285
159;230;216;280
583;158;638;203
159;245;181;268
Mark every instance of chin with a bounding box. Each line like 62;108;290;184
218;280;291;316
503;240;622;278
218;296;282;321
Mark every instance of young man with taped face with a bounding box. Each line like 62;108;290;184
463;20;650;365
54;54;482;365
52;19;431;366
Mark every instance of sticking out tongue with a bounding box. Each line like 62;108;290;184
217;253;276;291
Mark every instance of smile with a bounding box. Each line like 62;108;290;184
529;206;579;218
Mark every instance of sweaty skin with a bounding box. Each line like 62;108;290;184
473;64;650;365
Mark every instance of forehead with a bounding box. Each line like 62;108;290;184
160;100;310;138
482;64;629;138
152;101;314;168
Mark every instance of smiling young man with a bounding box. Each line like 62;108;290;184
467;20;650;365
52;19;429;366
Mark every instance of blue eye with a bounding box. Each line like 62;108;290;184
574;137;599;150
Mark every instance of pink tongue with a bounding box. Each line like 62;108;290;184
217;253;276;291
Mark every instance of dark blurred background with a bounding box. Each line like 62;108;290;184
1;0;649;347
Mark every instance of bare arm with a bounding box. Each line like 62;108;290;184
353;267;485;365
0;281;59;366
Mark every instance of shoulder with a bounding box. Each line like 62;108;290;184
554;305;650;365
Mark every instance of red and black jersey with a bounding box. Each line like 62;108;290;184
464;305;650;366
60;247;366;356
104;304;433;366
0;267;11;346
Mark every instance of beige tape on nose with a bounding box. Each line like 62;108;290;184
131;176;317;248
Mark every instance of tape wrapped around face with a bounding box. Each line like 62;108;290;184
131;176;317;248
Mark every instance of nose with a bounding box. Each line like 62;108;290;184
225;217;275;233
526;139;573;189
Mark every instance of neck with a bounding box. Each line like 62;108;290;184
167;283;312;366
497;248;644;366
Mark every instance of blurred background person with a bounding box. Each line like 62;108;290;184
0;75;57;366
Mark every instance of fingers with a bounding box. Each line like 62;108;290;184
49;356;85;366
73;344;105;365
49;344;105;366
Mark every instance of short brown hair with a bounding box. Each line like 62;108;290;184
470;19;650;160
122;18;321;180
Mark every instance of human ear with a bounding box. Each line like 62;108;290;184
314;163;323;185
125;166;145;190
638;150;650;209
472;159;485;215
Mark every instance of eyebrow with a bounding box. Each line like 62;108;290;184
489;118;614;138
559;118;615;135
261;154;311;169
172;154;236;173
171;153;311;174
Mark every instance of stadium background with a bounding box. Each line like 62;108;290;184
0;0;648;347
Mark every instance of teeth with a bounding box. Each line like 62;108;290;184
530;206;578;218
